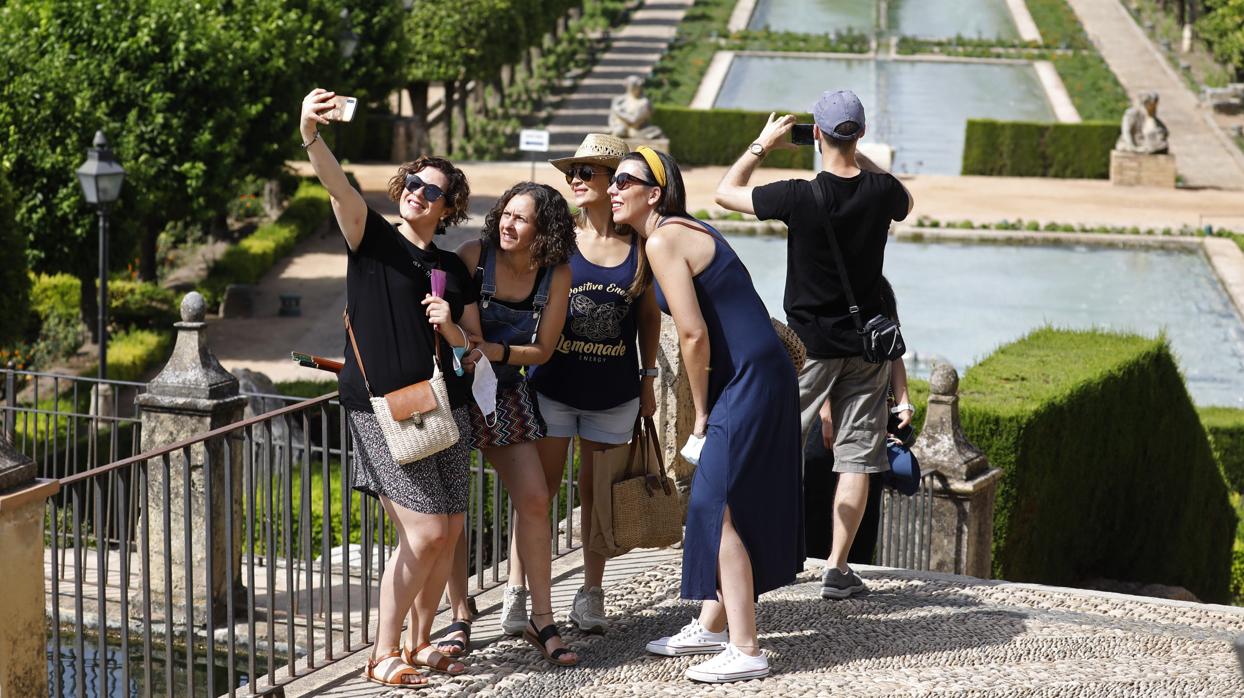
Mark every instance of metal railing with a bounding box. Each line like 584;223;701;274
7;368;581;697
874;469;939;571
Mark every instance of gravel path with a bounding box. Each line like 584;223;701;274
302;560;1244;697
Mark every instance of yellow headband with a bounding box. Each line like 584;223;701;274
636;146;667;188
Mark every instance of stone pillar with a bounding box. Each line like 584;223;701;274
912;363;1003;579
0;436;57;698
653;316;695;503
134;292;246;624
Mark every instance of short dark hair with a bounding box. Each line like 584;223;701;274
481;182;577;268
387;156;470;235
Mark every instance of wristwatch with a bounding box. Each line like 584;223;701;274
639;367;659;378
747;142;765;157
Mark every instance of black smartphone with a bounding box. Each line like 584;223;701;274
790;124;815;146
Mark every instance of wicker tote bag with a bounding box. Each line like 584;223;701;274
610;416;683;553
344;310;459;464
770;317;806;374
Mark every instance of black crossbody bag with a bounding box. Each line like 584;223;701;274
807;179;905;364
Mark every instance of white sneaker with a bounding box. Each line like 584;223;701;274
645;618;729;656
500;585;528;636
569;586;609;633
685;644;770;683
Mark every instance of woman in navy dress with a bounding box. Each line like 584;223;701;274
608;147;804;683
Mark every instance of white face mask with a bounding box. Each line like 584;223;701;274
471;354;498;426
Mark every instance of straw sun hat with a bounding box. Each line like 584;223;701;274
548;133;629;174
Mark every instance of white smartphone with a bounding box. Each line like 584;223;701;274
328;95;358;122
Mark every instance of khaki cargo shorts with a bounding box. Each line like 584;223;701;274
798;356;891;474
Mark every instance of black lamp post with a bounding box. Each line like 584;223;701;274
75;131;126;381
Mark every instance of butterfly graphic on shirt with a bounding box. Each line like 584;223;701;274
570;294;627;341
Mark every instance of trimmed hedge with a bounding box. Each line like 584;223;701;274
108;280;178;330
961;119;1118;178
30;272;82;323
1201;407;1244;493
202;182;332;305
652;105;815;169
958;328;1234;602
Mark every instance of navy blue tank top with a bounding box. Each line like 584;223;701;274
529;237;640;410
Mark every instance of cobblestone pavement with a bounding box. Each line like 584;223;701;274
306;560;1244;697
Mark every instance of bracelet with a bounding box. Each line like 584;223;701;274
300;131;321;149
499;341;511;366
639;367;658;378
890;402;915;415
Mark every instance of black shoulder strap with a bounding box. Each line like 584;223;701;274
808;179;865;335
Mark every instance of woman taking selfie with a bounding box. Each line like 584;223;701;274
300;88;477;687
488;134;661;637
609;148;803;683
445;182;579;666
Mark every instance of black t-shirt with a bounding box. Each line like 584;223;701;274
753;170;908;358
339;208;478;412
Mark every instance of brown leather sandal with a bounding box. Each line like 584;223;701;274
524;617;579;667
365;649;430;688
403;642;467;676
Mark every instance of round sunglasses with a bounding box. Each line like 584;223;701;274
404;173;447;203
609;172;658;191
564;164;606;185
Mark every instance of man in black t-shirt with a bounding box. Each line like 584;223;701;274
714;90;913;600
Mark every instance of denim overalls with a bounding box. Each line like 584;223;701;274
477;242;554;386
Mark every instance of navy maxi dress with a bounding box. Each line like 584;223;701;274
653;219;805;600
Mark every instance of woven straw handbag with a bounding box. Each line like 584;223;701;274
770;317;807;374
344;311;459;465
611;416;683;553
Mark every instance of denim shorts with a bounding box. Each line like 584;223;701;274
535;393;639;445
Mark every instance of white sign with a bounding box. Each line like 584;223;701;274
519;129;550;153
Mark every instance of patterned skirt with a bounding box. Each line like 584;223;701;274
468;380;546;449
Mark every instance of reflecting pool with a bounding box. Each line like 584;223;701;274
747;0;1020;40
728;236;1244;407
714;56;1056;175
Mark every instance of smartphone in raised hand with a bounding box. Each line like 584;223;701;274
327;95;358;122
790;124;815;146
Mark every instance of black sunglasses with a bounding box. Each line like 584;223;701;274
404;173;447;203
565;164;606;184
609;172;658;190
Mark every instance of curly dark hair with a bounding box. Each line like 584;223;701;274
386;156;470;235
481;182;577;267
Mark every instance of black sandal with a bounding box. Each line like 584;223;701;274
523;616;578;667
436;618;472;656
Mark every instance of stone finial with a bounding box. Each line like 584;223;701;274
142;292;238;401
181;291;206;323
912;362;988;481
0;433;36;493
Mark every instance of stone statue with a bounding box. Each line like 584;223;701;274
1116;91;1169;154
609;76;664;139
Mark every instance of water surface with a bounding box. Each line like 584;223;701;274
728;236;1244;407
748;0;1019;40
714;55;1056;175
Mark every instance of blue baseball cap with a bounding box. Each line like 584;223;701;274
812;90;866;141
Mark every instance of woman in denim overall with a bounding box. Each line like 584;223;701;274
445;182;579;666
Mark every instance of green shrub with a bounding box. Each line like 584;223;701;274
201;183;332;305
957;328;1234;602
1201;406;1244;493
108;280;178;331
652;105;815;168
1051;53;1131;121
962;119;1118;178
274;380;339;400
1026;0;1091;49
30;273;81;323
0;169;29;347
105;328;172;382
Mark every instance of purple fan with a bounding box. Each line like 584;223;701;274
430;269;446;298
